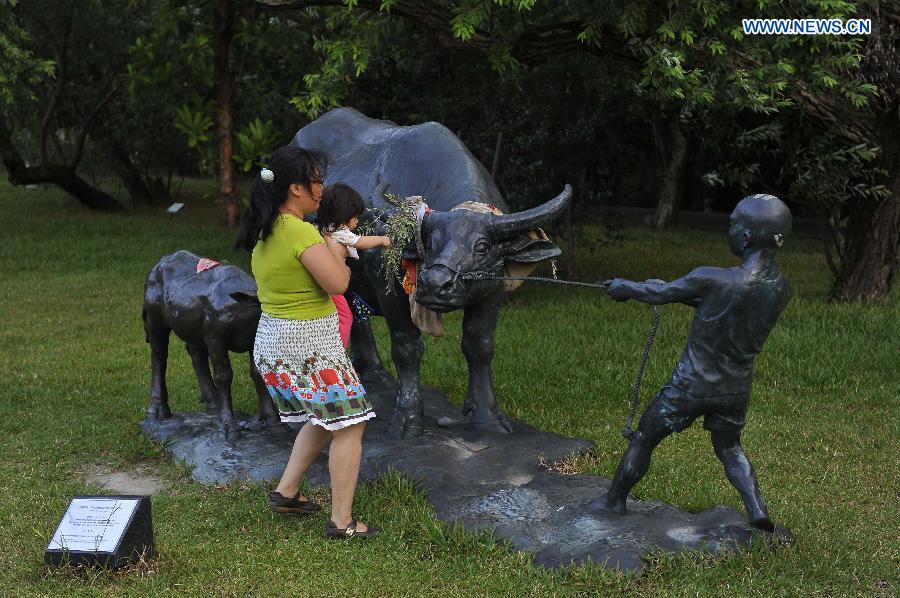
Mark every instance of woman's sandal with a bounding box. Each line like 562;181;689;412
267;491;321;514
324;519;382;539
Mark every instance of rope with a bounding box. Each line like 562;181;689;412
623;304;659;441
460;271;613;290
459;270;660;442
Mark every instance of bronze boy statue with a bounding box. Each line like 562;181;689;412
593;194;792;531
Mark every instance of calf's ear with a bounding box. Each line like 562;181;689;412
230;292;261;308
503;238;561;264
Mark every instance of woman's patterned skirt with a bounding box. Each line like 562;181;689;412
253;312;374;430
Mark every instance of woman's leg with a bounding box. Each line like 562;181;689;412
328;421;368;530
275;422;333;498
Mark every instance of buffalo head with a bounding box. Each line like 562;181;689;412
415;185;572;312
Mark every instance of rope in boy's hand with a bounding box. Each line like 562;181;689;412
459;271;612;290
455;270;660;444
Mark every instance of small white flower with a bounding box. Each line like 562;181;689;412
260;168;275;182
774;233;784;247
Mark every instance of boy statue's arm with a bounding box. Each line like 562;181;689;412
606;267;724;307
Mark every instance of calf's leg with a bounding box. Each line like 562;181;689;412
250;360;281;427
206;339;241;440
185;341;218;410
146;326;172;420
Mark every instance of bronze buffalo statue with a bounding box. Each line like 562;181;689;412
293;108;572;438
142;250;279;439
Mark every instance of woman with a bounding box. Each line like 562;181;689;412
235;145;379;539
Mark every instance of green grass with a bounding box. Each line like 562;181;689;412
0;180;897;596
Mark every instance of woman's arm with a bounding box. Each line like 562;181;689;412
300;239;351;295
322;233;350;259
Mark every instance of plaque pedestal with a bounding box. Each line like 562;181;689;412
45;495;154;569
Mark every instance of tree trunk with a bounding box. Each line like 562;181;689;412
106;141;169;205
832;161;900;301
653;119;689;229
9;163;123;212
215;0;239;228
0;112;122;212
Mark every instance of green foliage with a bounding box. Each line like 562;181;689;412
787;136;890;267
701;122;783;192
123;3;219;180
299;0;878;124
125;3;320;184
174;104;214;149
290;8;387;118
233;117;279;172
292;36;374;117
290;0;882;215
0;17;54;106
450;1;490;42
378;192;420;292
0;0;180;202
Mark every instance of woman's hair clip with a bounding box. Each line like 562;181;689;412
260;168;275;183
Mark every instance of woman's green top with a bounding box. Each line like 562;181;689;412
251;214;336;320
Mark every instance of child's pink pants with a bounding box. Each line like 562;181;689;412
332;295;352;349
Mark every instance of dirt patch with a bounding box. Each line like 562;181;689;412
84;464;170;495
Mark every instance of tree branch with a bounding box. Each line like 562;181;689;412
69;77;121;169
40;1;75;166
793;86;873;146
254;1;633;64
1;109;123;211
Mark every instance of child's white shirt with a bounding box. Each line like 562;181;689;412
329;225;361;259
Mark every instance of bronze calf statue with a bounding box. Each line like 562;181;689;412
142;250;280;440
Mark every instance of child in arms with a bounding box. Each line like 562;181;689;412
318;183;391;348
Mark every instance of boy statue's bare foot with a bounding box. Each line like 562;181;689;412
587;495;627;515
749;513;775;532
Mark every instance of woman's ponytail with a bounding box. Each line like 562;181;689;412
234;145;328;252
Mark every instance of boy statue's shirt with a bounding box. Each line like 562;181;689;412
668;265;791;397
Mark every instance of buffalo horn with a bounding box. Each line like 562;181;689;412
490;184;573;238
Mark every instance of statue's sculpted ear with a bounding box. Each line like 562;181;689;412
229;292;261;308
503;238;561;264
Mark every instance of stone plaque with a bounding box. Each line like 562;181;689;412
45;495;153;568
